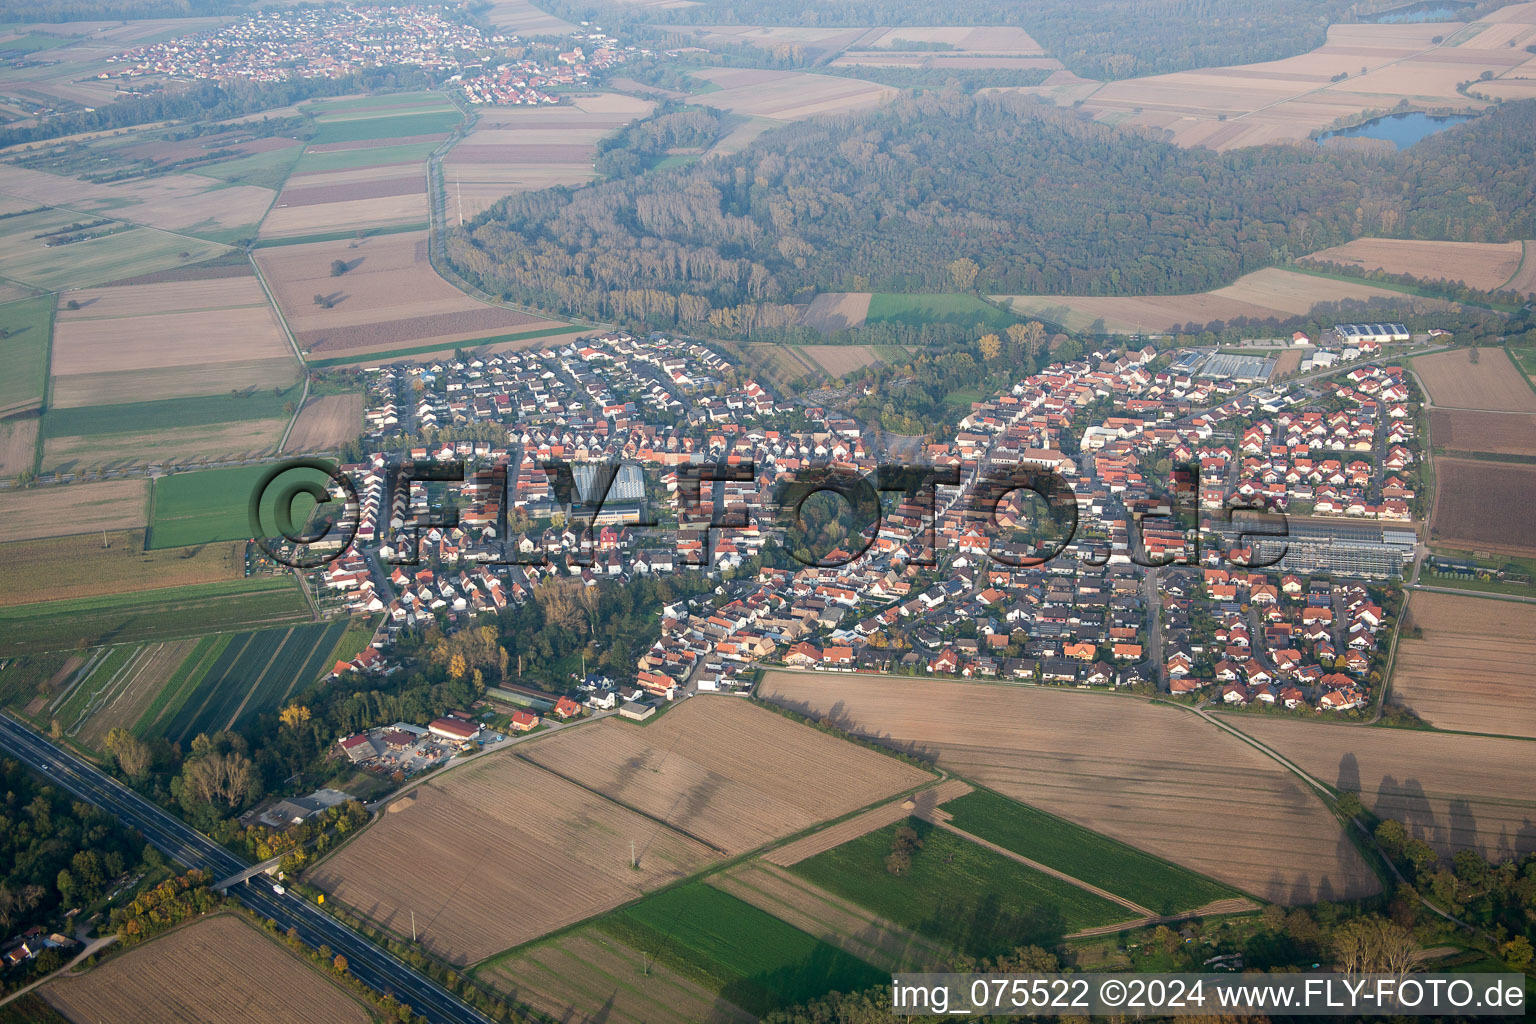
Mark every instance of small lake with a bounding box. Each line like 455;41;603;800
1317;111;1476;149
1364;0;1472;23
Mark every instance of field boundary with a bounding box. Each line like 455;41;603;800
1497;240;1531;293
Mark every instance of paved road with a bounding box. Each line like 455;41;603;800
0;715;492;1024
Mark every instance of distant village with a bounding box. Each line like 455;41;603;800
105;4;634;105
285;321;1429;773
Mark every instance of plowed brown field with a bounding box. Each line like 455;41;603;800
1416;348;1536;413
1392;591;1536;738
517;696;932;855
307;753;716;964
759;672;1378;904
41;914;371;1024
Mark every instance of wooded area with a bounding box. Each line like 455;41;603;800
450;95;1536;340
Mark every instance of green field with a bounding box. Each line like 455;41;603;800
941;789;1240;915
0;577;310;656
154;619;347;744
147;461;335;549
309;109;461;146
0;649;74;710
307;91;456;115
293;141;441;175
43;384;302;440
595;883;884;1016
865;293;1019;330
253;221;430;249
0;224;228;291
198;144;305;190
51;643;135;735
0;295;51;415
791;818;1127;957
133;633;225;734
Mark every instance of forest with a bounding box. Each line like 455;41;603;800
449;94;1536;341
539;0;1495;80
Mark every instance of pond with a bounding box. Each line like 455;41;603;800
1363;0;1472;23
1317;111;1476;149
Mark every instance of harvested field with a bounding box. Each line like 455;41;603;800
688;67;898;121
0;479;147;543
42;418;288;475
1301;238;1524;291
799;345;880;376
1235;716;1536;859
1392;591;1536;738
765;778;973;867
1431;409;1536;455
259;192;426;238
51;277;296;407
478;928;754;1024
1272;349;1304;379
481;0;580;35
799;292;871;334
996;267;1437;334
1417;348;1536;412
255;230;566;356
307;753;717;964
1430;458;1536;557
444;94;652;218
709;861;950;971
518;696;932;855
759;672;1378;904
0;530;242;607
0;417;37;478
40;914;372;1024
276;173;425;207
284;393;363;452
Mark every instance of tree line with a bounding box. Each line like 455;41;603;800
449;93;1536;341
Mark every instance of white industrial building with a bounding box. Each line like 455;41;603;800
1331;323;1410;345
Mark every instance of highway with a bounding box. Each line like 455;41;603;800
0;714;493;1024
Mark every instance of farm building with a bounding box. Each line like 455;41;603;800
1331;323;1410;345
619;701;655;721
428;717;480;742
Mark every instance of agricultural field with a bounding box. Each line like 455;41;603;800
798;292;871;334
48;638;197;750
0;529;242;607
0;478;147;544
477;925;755;1024
790;818;1129;956
0;295;51;416
1416;348;1536;412
1392;591;1536;738
306;753;717;965
797;345;881;376
1507;242;1536;296
444;93;653;219
40;914;372;1024
283;393;364;453
254;230;573;359
997;267;1442;335
0;163;274;237
41;417;289;476
1430;409;1536;456
148;462;336;550
0;417;37;478
707;860;951;972
594;882;886;1017
867;292;1019;330
758;671;1378;904
0;576;310;657
686;67;899;121
829;26;1060;73
1430;458;1536;557
939;789;1239;915
517;696;933;854
479;0;581;33
151;619;348;744
765;777;974;867
49;276;297;408
1300;238;1525;292
0;210;229;293
1234;716;1536;859
1043;9;1536;151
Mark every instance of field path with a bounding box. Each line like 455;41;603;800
765;776;973;866
926;819;1154;920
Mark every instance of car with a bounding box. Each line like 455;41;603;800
273;884;286;895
